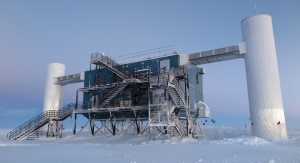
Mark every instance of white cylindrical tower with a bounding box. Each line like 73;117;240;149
43;63;65;112
241;14;287;140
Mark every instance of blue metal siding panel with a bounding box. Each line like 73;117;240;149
120;55;179;74
82;55;179;104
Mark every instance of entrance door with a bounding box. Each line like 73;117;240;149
160;59;170;73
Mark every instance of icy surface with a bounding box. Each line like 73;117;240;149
1;127;300;163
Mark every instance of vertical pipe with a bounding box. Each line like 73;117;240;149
73;113;77;135
89;112;94;136
148;83;151;126
89;62;91;87
138;111;141;134
113;116;116;135
184;69;189;137
241;14;287;140
75;90;78;110
148;83;152;140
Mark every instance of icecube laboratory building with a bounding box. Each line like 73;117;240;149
7;14;287;141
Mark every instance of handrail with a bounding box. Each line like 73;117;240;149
168;101;176;114
98;82;128;107
7;103;77;140
150;72;168;86
172;79;186;106
91;53;126;79
167;67;186;107
174;117;187;137
114;45;175;63
167;87;181;107
150;105;161;122
150;104;165;123
7;111;48;140
93;81;122;107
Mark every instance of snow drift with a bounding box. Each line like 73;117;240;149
0;126;299;163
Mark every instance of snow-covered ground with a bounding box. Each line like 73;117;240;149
1;126;300;163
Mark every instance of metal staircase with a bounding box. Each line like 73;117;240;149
90;53;130;108
27;130;47;140
168;69;187;107
169;117;187;138
91;53;126;79
7;103;76;140
168;87;182;107
172;79;187;106
149;103;168;125
149;105;187;139
149;102;176;128
168;126;181;137
98;82;128;107
148;68;190;139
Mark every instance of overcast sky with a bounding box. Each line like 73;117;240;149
0;1;299;129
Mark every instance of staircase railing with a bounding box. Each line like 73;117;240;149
168;101;176;115
150;104;166;124
91;53;126;79
168;68;175;83
7;111;48;140
59;103;76;118
98;82;128;107
93;81;123;107
172;79;186;106
27;130;48;140
7;103;76;140
174;117;187;137
167;87;181;107
150;101;177;125
149;73;168;87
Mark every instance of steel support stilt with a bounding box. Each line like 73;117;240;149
73;113;77;135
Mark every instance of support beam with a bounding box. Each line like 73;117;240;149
188;45;244;65
73;114;77;135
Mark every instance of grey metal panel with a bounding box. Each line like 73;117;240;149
55;73;84;85
74;74;80;78
227;45;239;52
213;47;227;55
188;44;242;65
189;51;242;65
201;50;213;57
189;53;200;60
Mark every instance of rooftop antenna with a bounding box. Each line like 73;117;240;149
55;55;60;62
254;3;257;15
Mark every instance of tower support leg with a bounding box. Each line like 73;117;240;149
73;114;77;135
